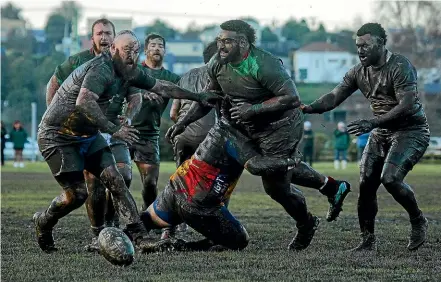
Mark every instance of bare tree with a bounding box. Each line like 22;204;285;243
374;1;441;68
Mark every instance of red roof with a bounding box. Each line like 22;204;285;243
298;42;347;52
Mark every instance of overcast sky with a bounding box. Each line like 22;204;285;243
6;0;375;34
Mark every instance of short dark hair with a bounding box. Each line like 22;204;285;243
220;20;256;44
203;40;218;64
356;23;387;45
91;18;116;36
145;33;166;49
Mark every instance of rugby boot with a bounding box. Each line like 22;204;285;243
407;216;428;251
351;231;377;252
288;215;320;251
32;211;58;253
325;181;351;222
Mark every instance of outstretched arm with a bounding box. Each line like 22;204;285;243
303;67;359;114
46;76;60;106
170;99;181;123
129;67;220;105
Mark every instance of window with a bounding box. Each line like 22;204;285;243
299;68;308;80
328;59;338;63
192;44;199;52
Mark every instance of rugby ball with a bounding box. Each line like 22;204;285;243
98;227;135;266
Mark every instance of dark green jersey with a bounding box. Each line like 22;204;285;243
54;49;95;85
132;62;180;140
207;45;297;129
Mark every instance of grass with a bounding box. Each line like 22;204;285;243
1;161;441;281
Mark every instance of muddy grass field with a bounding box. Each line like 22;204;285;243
1;162;440;281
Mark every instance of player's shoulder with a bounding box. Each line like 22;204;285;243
389;52;416;72
161;68;181;83
79;53;113;77
183;65;207;78
250;45;281;65
68;49;95;65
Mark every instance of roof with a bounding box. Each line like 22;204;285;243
297;42;347;52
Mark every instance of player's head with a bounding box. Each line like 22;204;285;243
110;30;140;77
217;20;256;64
144;33;166;65
91;18;115;54
356;23;387;67
337;121;346;131
203;40;218;64
13;120;22;130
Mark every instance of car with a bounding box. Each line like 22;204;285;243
3;135;43;161
425;137;441;158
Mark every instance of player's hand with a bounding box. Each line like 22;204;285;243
301;104;313;113
230;102;254;121
112;125;139;145
198;91;222;108
143;91;164;104
165;123;186;144
347;119;375;136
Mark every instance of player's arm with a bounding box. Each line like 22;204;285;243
170;99;181;123
230;59;300;121
122;87;142;125
47;57;76;106
76;67;120;133
129;66;220;106
46;76;60;106
165;79;220;142
368;61;420;127
303;67;359;114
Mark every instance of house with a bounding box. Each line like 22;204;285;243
293;42;358;83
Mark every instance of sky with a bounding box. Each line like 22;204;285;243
5;0;375;35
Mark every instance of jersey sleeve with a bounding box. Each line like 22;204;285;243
206;56;222;91
54;56;76;85
256;56;295;95
81;64;112;96
129;66;157;90
392;57;418;98
332;66;359;95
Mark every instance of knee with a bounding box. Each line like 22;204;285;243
74;187;89;204
231;228;249;250
117;164;132;188
142;175;157;190
100;165;127;192
380;172;400;189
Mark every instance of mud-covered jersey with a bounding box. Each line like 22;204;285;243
207;45;298;129
39;53;155;140
335;51;428;130
177;65;216;138
131;62;180;140
54;49;95;85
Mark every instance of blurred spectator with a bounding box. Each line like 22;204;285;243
1;121;7;166
356;132;370;161
334;122;350;170
302;121;314;166
10;121;27;168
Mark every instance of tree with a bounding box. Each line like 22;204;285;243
302;23;329;45
1;2;22;19
281;18;310;42
45;13;68;47
145;19;178;39
181;22;202;40
261;26;279;42
374;1;441;67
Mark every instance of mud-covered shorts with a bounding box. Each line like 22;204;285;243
362;127;430;171
38;133;115;187
130;138;160;165
101;133;131;165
